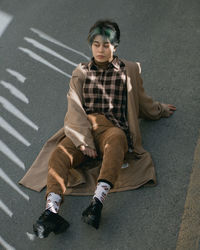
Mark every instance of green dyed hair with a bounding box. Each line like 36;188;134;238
87;20;120;47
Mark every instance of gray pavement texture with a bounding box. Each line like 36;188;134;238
0;0;200;249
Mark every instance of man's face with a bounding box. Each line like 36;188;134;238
91;35;116;63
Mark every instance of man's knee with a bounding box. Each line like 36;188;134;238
105;127;128;150
48;145;72;169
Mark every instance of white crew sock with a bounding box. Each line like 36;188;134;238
93;182;111;204
46;192;62;213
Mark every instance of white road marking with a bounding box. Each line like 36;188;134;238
30;27;90;60
0;235;15;250
0;168;29;201
18;47;72;78
1;27;91;248
176;131;200;249
0;96;39;130
26;232;36;241
0;199;13;218
0;80;29;103
0;117;31;146
6;69;26;83
0;140;25;170
24;37;78;67
0;10;13;38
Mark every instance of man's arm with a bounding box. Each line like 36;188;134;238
64;66;97;157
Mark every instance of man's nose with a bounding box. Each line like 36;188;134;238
98;45;104;53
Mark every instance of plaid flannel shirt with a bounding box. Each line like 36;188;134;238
82;56;133;149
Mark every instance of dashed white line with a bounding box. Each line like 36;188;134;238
18;47;72;78
0;96;39;130
24;37;78;67
0;199;13;218
0;140;25;170
1;27;91;249
26;232;36;241
30;27;90;60
0;117;31;146
0;235;15;250
19;47;71;78
0;10;13;38
0;80;29;103
6;69;26;83
0;168;29;201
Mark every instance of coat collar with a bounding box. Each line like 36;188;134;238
88;56;124;70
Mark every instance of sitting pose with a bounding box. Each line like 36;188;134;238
20;19;176;238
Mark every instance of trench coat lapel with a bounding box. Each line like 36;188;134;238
126;64;144;154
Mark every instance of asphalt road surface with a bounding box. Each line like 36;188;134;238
0;0;200;249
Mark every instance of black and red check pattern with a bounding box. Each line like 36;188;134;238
82;56;133;149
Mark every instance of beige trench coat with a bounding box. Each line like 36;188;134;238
19;59;169;195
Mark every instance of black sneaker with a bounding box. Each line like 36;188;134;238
33;209;69;238
82;197;103;229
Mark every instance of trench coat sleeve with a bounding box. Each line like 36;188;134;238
64;65;96;150
136;63;170;120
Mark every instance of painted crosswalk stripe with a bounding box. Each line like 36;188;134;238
0;235;15;250
26;232;36;241
6;69;26;83
19;47;72;78
0;168;29;201
0;199;13;218
0;96;39;130
0;140;25;170
0;10;13;37
0;117;31;146
24;37;78;67
0;80;29;103
30;27;90;60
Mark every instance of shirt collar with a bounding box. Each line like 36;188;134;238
88;56;123;70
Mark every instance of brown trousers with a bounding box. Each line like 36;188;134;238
46;114;128;199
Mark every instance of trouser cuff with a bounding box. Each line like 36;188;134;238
97;179;113;189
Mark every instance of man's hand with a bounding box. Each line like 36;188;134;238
163;104;177;117
79;145;98;159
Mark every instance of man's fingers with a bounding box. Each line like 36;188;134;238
92;150;97;158
79;145;85;151
167;104;177;116
168;104;176;110
89;149;97;158
87;148;97;158
88;149;93;158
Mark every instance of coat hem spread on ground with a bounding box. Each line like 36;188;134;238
19;59;169;196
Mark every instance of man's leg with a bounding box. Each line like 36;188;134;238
97;126;128;185
33;136;86;238
82;116;128;229
46;136;86;200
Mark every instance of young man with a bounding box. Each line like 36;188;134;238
20;20;176;238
